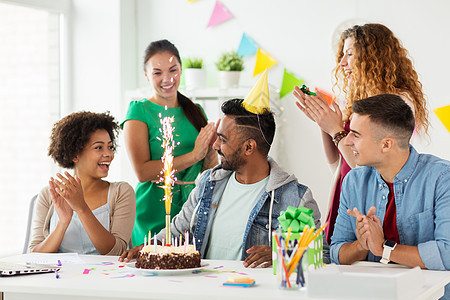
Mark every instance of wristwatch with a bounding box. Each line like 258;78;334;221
380;240;397;264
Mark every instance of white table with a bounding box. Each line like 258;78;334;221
0;255;449;300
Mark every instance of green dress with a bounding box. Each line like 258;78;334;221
121;99;206;246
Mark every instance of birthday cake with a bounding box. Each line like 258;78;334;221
136;245;201;270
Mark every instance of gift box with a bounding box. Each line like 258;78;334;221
272;231;323;275
272;206;324;275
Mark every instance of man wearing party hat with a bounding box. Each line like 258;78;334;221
120;70;329;267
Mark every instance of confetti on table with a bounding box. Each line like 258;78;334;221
213;266;224;269
196;268;247;276
102;262;114;266
83;269;90;275
111;274;135;279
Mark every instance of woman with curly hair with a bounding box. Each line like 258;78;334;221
29;111;136;255
293;23;429;244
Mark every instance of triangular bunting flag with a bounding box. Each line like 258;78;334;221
280;69;304;98
253;48;277;77
434;105;450;134
237;33;258;57
242;69;270;114
315;88;336;106
207;1;233;28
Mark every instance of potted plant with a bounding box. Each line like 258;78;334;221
216;51;244;88
183;57;206;89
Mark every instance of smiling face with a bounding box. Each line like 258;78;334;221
144;51;181;102
340;37;355;84
213;116;247;171
344;113;384;167
73;129;114;179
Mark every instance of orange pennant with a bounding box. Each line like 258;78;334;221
315;88;335;106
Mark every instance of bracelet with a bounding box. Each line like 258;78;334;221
332;130;348;148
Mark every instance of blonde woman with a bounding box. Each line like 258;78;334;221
293;23;429;244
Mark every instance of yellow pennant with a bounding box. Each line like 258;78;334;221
242;69;270;114
434;105;450;134
253;48;277;77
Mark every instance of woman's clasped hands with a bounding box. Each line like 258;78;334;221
49;171;88;224
293;86;344;136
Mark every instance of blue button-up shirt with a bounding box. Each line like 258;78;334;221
331;146;450;270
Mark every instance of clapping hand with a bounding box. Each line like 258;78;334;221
49;178;73;225
192;122;217;161
293;86;344;136
347;206;384;256
52;171;88;213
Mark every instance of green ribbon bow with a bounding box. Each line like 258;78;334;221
277;206;315;233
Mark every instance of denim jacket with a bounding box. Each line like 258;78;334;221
331;146;450;270
157;157;329;262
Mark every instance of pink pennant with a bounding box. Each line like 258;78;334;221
207;1;233;27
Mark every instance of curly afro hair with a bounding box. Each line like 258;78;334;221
48;111;120;169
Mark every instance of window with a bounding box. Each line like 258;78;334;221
0;2;62;257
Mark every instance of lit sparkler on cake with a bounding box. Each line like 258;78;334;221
157;112;177;246
136;111;201;270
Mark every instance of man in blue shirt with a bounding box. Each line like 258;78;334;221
330;94;450;298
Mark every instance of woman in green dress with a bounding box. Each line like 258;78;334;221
122;40;217;246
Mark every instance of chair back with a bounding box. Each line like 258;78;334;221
23;194;38;254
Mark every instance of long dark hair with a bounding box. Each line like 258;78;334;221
143;39;207;132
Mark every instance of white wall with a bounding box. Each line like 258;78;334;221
130;0;450;221
71;0;137;183
72;0;450;222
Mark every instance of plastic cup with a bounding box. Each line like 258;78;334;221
276;246;308;290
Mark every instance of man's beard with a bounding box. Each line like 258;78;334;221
218;147;246;171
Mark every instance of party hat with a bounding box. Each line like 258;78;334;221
242;69;269;114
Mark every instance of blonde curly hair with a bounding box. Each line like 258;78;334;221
333;23;429;135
